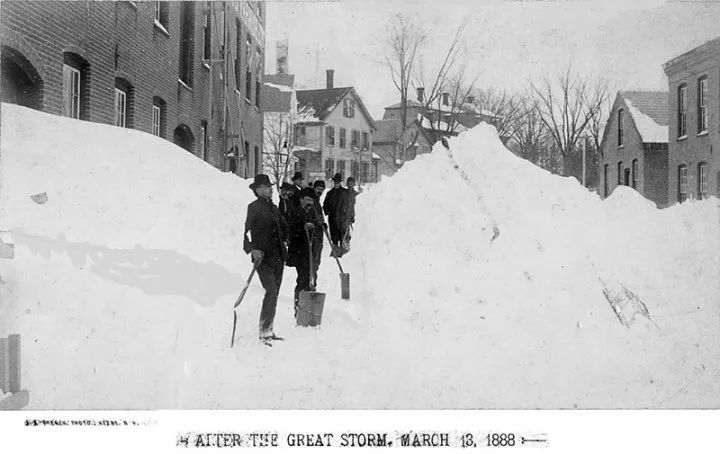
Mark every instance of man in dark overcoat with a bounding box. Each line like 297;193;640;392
286;187;324;313
322;173;349;248
243;174;288;341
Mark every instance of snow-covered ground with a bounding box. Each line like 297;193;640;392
0;104;718;409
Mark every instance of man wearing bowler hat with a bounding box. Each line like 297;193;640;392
243;174;288;342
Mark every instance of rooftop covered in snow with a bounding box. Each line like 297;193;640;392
620;91;669;144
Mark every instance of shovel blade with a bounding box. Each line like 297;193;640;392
340;273;350;300
297;290;326;327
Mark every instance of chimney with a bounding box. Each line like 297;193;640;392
466;96;475;104
417;87;425;103
276;40;289;74
326;69;334;89
442;92;449;106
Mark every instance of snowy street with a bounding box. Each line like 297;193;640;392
1;104;718;409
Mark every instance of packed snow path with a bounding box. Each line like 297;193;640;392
0;105;718;409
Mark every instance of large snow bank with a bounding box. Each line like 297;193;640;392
1;105;718;409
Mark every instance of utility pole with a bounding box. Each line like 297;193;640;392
581;135;586;187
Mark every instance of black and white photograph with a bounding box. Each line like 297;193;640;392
0;0;719;449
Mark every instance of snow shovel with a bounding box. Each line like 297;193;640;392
297;224;326;327
230;262;258;348
322;225;350;300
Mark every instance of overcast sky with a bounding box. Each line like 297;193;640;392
265;0;720;118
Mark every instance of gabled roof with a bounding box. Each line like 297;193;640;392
620;91;669;143
296;87;377;130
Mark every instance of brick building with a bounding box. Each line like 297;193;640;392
663;36;720;204
0;1;266;177
599;91;669;207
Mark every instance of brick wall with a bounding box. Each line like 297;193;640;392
665;40;720;204
1;1;265;176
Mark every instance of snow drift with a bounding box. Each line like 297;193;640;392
0;104;718;409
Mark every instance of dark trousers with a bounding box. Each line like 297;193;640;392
257;256;284;334
329;221;343;246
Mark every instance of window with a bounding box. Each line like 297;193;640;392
617;162;623;185
245;34;252;100
343;98;355;118
114;88;127;127
235;20;242;91
114;79;133;128
351;161;359;180
362;162;369;183
351;129;360;149
152;106;161;136
152;97;166;138
678;165;688;202
339;127;346;148
200;121;209;161
62;64;81;119
325;159;334;180
698;76;708;134
179;1;194;86
678;84;687;138
337;160;345;179
203;2;211;62
244;141;250;173
255;48;262;108
362;132;369;150
698;162;708;199
631;159;638;189
154;2;168;28
326;126;335;146
617;109;624;147
603;164;609;197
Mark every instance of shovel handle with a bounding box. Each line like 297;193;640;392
305;227;316;289
322;225;346;274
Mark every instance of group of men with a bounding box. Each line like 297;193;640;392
243;171;358;342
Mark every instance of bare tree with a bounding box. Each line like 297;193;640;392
377;13;427;173
507;96;548;165
262;105;314;189
413;20;479;140
473;88;523;145
530;67;608;174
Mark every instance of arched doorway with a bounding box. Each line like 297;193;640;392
173;124;194;153
1;46;43;109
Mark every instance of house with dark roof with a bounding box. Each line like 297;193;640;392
381;88;501;142
293;70;378;185
663;36;720;204
599;91;669;207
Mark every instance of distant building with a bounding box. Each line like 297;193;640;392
663;36;720;204
373;88;499;178
372;117;434;179
294;70;378;185
599;91;669;207
1;1;266;176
